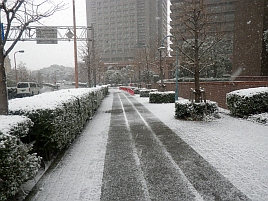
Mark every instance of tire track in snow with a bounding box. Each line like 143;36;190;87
121;92;204;201
100;92;150;200
123;92;250;201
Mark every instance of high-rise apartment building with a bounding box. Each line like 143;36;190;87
170;0;237;44
170;0;268;77
233;0;268;76
86;0;168;64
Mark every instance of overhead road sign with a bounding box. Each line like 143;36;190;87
6;26;92;42
36;27;57;44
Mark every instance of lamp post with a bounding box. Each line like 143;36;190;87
14;50;24;83
158;46;165;92
160;35;179;101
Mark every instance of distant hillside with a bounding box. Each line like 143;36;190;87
32;65;74;83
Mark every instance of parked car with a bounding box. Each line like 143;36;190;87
16;82;40;97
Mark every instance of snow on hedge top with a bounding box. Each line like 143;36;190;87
9;87;101;112
227;87;268;97
150;91;175;95
0;115;30;135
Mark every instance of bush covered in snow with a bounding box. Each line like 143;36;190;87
175;99;219;121
149;91;175;103
133;87;143;94
8;86;108;160
0;116;41;201
226;87;268;117
140;89;157;97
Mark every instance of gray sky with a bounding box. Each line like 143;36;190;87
8;0;170;71
8;0;87;71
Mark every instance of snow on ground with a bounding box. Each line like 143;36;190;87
1;88;267;200
133;94;268;201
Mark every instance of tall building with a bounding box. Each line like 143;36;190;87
170;0;268;77
233;0;268;76
86;0;168;64
170;0;237;45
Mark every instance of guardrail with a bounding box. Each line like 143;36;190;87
119;86;134;95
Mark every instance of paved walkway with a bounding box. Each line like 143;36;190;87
25;88;267;201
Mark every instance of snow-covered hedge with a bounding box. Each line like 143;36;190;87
8;86;108;160
149;91;175;103
133;87;142;94
175;99;219;121
226;87;268;117
0;116;41;201
140;89;157;97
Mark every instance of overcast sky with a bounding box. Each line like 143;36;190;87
8;0;87;71
8;0;170;71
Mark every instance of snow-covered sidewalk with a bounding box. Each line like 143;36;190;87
26;89;113;201
27;88;267;201
135;93;268;201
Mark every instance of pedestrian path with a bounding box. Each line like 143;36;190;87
26;89;113;201
26;88;267;201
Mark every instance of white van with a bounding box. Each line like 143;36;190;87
16;82;40;97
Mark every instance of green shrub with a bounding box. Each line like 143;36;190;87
9;86;108;160
226;87;268;117
175;99;219;121
140;89;157;97
149;91;175;103
0;116;41;201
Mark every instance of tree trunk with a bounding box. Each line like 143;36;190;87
194;2;201;103
0;46;8;115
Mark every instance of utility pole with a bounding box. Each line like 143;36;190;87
72;0;78;88
87;39;91;87
92;24;96;87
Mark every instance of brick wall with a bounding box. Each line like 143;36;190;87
151;81;268;109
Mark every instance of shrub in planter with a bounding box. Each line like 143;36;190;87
175;99;219;121
149;91;175;103
226;87;268;117
140;89;157;97
0;116;41;201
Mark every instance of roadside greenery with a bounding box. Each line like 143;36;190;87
0;116;41;201
226;87;268;118
0;86;108;200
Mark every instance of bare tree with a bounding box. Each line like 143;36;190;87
173;0;222;102
0;0;65;115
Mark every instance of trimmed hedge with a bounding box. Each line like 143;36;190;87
149;91;175;103
0;116;41;201
226;87;268;117
175;99;219;121
9;86;108;160
140;89;157;97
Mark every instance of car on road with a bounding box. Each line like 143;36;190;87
16;82;40;97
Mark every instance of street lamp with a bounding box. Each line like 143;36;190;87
14;50;24;83
160;35;179;101
158;46;166;92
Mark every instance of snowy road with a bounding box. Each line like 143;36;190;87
26;88;267;201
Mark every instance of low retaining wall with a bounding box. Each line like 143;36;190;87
151;81;268;109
